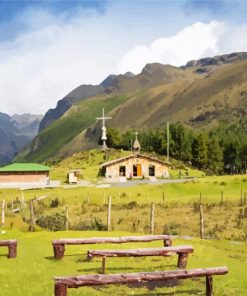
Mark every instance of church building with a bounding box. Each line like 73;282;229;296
101;135;171;179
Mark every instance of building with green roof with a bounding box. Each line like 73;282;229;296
0;163;51;184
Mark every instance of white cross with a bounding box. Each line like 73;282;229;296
96;108;112;149
96;108;112;127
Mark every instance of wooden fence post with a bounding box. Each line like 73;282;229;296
66;204;69;231
199;204;204;239
150;203;155;234
30;200;35;232
220;191;224;205
162;192;165;204
11;197;14;212
199;192;202;203
107;196;111;231
87;192;90;205
1;199;5;227
21;191;25;208
103;191;106;204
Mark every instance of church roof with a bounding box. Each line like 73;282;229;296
101;154;171;168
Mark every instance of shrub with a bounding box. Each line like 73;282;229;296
50;198;60;208
72;218;107;231
163;223;181;235
36;213;66;231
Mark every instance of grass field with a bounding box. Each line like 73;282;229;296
0;229;246;296
0;174;246;295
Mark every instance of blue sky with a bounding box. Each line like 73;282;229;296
1;0;247;114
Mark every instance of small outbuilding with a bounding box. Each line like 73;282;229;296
101;135;171;179
0;163;50;184
67;170;80;184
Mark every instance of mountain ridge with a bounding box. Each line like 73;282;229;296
15;52;247;163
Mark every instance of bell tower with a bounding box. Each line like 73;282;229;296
133;131;141;156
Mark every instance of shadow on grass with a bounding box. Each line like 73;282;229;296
0;254;9;257
44;254;87;260
126;289;201;295
77;264;177;273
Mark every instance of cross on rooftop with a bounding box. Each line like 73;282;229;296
133;130;139;140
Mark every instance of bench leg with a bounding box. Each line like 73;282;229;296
53;244;65;259
8;244;17;258
206;276;213;296
177;253;188;269
101;257;106;274
163;238;172;247
55;283;67;296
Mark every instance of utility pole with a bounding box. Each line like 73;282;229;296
167;122;170;162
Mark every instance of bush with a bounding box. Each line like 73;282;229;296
50;198;60;208
163;223;181;235
36;213;66;231
72;218;107;231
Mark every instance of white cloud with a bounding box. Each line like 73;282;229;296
118;21;225;74
0;9;122;115
118;21;247;75
1;9;247;115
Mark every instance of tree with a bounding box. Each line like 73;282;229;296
192;134;208;169
207;138;224;174
106;127;121;148
224;142;241;174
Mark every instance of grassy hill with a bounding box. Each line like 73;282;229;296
15;54;247;163
16;94;135;163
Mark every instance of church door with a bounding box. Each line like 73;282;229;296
137;164;142;177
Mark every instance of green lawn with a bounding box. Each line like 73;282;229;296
0;174;245;205
0;229;246;295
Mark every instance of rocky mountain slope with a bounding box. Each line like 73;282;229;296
0;113;42;165
16;52;247;163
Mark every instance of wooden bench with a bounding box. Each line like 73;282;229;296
0;240;17;258
54;266;228;296
52;235;172;259
87;245;193;273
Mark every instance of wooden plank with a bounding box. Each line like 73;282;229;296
54;267;228;288
0;240;17;258
88;245;193;258
53;235;171;245
0;239;17;246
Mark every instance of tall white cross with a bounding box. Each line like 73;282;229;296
96;108;112;149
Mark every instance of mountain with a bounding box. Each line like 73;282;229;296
38;84;104;131
39;64;194;132
16;52;247;163
0;113;42;165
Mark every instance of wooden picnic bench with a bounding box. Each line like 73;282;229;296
52;235;172;259
87;245;194;273
54;266;228;296
0;240;17;258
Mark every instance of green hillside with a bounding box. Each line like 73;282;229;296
16;93;134;163
15;58;247;164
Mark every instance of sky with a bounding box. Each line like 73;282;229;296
1;0;247;115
